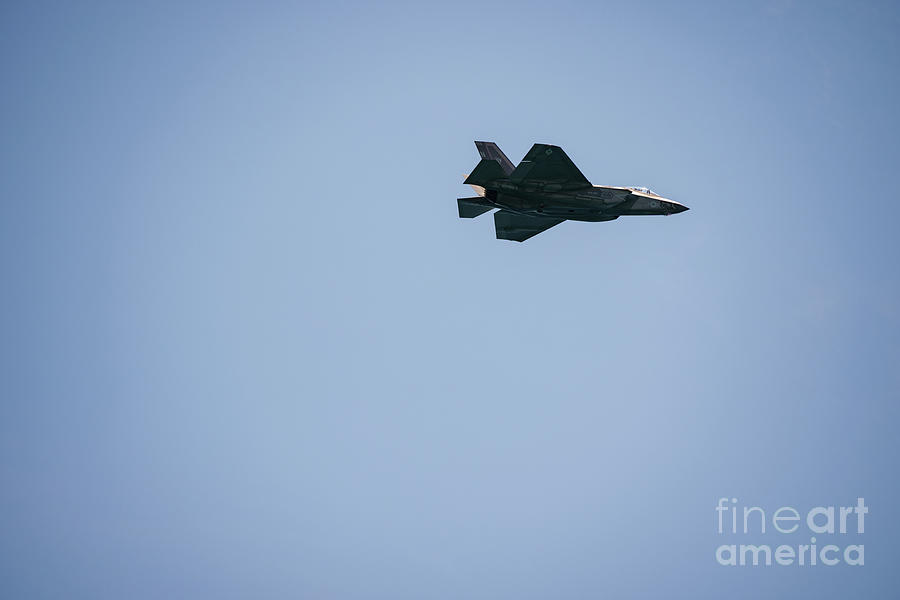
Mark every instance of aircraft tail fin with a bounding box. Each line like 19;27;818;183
474;141;515;175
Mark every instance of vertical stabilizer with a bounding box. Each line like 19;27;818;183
474;141;515;175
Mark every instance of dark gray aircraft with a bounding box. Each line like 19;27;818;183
459;141;689;241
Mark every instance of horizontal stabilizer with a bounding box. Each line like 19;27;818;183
457;197;493;219
494;211;564;242
464;159;507;187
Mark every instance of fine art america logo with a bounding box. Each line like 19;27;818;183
715;497;867;567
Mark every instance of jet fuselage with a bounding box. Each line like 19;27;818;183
483;183;688;222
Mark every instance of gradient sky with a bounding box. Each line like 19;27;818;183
2;1;899;598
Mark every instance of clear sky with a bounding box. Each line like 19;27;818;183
2;1;899;597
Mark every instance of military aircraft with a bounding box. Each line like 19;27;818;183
459;141;689;241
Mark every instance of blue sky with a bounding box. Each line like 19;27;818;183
2;1;899;597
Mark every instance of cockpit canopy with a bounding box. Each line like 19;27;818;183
628;186;659;196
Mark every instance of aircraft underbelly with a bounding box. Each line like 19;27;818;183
497;192;610;221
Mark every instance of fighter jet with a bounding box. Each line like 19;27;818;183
459;141;688;241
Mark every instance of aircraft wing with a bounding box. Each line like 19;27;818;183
509;143;591;187
494;210;564;242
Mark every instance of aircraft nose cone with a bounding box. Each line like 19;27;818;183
673;203;689;213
